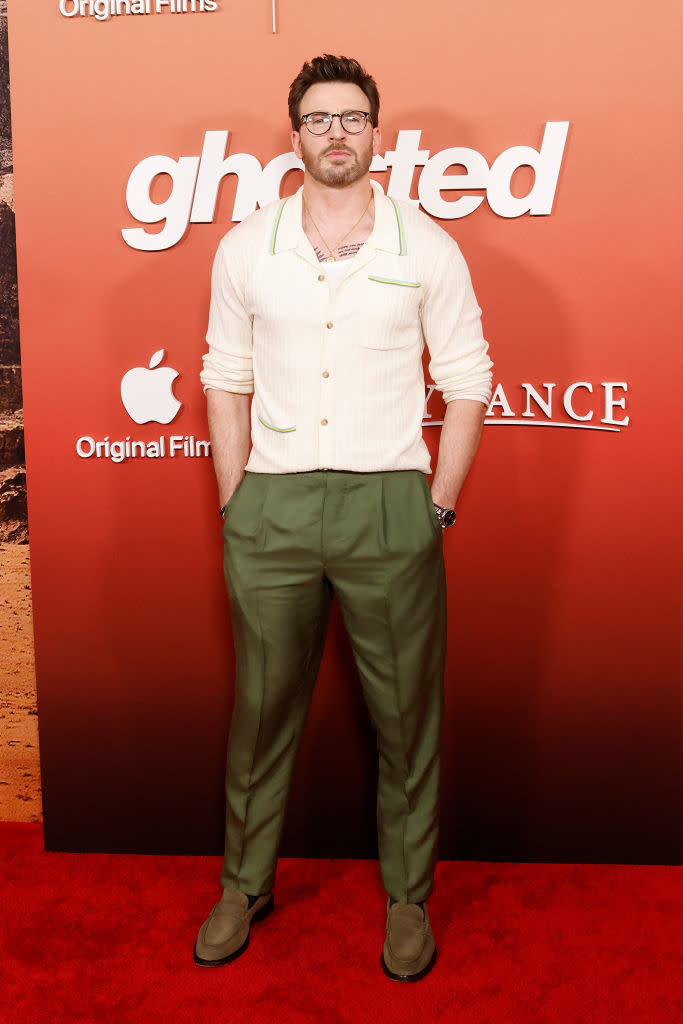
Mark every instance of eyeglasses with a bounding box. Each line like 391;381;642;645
300;110;372;135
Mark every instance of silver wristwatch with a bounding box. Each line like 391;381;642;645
433;504;456;529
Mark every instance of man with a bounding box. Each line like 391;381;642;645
195;54;492;982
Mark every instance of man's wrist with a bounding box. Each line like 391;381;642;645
430;486;455;509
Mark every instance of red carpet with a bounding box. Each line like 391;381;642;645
1;823;681;1024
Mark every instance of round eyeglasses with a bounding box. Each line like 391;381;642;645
300;110;372;135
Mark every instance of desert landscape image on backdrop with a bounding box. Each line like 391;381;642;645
0;0;41;823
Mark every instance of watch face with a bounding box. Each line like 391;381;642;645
442;508;457;527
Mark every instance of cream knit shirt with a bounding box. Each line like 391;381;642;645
201;182;493;474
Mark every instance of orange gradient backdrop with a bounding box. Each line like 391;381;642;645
8;0;682;861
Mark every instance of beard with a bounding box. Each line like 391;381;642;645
299;135;374;188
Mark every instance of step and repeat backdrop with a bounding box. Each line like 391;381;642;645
7;0;682;861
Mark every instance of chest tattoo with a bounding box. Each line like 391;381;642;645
314;242;365;263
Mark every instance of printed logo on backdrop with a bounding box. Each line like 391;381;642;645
120;349;181;424
75;351;211;464
58;0;219;21
122;123;570;251
427;381;630;432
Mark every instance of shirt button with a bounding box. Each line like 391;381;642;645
326;321;333;329
318;274;325;282
321;418;328;426
322;370;330;378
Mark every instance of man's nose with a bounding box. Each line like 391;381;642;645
328;114;347;139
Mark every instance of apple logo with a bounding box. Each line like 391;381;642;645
120;350;181;425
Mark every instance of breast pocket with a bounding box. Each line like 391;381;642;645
360;275;423;350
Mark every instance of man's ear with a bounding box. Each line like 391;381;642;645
292;130;303;159
372;123;381;157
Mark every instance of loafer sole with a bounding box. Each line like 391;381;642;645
380;947;437;983
193;893;274;967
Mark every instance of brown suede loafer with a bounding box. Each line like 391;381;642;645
381;899;437;982
193;888;273;967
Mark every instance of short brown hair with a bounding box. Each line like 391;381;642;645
288;55;380;131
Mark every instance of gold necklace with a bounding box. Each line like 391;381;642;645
303;192;373;262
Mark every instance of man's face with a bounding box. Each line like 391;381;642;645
291;81;381;189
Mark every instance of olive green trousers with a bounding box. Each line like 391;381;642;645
220;469;446;903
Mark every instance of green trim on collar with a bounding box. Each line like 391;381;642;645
269;198;289;254
388;197;406;255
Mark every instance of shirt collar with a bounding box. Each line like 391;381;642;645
269;180;406;257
